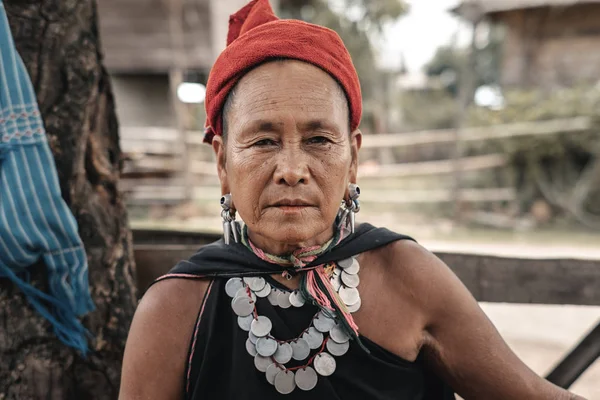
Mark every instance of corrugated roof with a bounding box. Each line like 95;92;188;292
452;0;600;17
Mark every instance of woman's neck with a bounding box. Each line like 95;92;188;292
246;227;335;256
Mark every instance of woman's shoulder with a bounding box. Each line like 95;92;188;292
361;226;430;267
363;233;454;302
142;277;211;316
119;278;211;399
135;277;213;343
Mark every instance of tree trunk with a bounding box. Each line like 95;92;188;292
0;1;137;399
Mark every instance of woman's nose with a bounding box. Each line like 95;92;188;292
272;145;310;187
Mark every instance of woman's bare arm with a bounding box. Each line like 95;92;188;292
391;241;586;400
119;278;210;400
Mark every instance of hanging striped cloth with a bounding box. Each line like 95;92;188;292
0;0;94;355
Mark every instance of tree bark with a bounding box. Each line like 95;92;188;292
0;1;136;399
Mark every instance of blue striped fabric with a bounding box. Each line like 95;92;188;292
0;0;94;354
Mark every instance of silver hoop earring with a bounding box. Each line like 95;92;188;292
337;183;360;234
221;194;241;244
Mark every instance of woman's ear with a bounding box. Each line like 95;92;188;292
349;129;362;183
212;135;229;194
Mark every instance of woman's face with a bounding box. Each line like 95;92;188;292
212;60;361;250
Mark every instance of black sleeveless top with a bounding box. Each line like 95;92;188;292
155;224;455;399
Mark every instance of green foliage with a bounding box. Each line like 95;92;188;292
470;87;600;123
424;46;465;96
342;0;408;33
425;24;503;97
467;86;600;221
467;86;600;158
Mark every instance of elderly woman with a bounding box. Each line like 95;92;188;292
119;1;585;399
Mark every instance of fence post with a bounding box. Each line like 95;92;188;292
453;16;482;222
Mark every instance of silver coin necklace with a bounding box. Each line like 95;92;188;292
226;256;361;395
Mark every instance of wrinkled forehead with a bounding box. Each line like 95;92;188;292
229;60;351;128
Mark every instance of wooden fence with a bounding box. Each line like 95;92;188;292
119;117;593;213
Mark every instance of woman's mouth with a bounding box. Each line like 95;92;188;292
270;199;314;213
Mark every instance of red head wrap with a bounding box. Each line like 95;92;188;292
203;0;362;143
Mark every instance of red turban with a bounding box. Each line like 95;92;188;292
203;0;362;144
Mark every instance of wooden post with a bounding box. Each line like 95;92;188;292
376;71;396;165
453;19;480;222
167;0;193;203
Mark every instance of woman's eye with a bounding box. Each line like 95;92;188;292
253;139;277;147
307;136;331;145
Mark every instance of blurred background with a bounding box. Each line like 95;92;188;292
96;0;599;397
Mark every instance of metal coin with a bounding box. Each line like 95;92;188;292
347;296;361;313
341;270;360;288
273;342;293;364
254;354;273;373
231;296;254;317
326;338;350;356
251;316;272;337
255;282;271;298
302;327;324;350
256;337;278;357
277;291;292;309
344;259;360;274
337;257;354;269
295;367;318;391
339;286;360;306
268;288;280;306
225;278;244;298
313;352;336;377
238;315;254;331
246;338;258;357
244;276;266;292
291;338;311;361
289;290;305;308
266;363;281;385
274;370;296;395
249;331;259;344
313;312;336;333
235;287;256;303
329;323;350;344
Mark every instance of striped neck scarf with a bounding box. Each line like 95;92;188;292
240;224;365;350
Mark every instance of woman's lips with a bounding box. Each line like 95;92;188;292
272;199;312;207
269;200;315;214
275;205;311;213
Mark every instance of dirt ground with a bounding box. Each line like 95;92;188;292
419;237;599;399
480;303;599;399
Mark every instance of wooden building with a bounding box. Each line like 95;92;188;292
454;0;600;88
97;0;254;127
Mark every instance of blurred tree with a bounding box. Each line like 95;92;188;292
425;23;503;97
279;0;408;102
424;45;465;96
1;0;136;398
